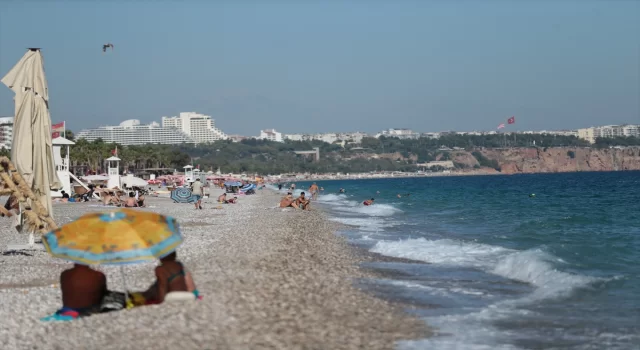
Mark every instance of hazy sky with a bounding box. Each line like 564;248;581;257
1;1;638;135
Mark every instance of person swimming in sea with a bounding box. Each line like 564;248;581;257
363;198;375;206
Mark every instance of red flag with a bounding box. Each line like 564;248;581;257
51;121;65;131
507;116;515;124
52;131;60;138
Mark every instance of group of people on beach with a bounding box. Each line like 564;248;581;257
277;182;321;210
279;191;311;210
56;251;198;319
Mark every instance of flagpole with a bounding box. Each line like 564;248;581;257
62;121;66;138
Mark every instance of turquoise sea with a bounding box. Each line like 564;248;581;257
279;172;640;349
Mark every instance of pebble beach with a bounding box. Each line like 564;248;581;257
0;190;428;350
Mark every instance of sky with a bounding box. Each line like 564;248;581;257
0;1;638;135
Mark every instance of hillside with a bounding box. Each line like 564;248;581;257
449;147;640;174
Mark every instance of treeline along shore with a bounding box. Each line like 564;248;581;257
3;132;637;175
0;190;428;350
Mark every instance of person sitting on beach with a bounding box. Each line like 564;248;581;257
217;193;227;203
137;194;146;207
296;192;311;210
132;252;199;305
279;193;299;209
56;264;107;318
102;192;121;206
124;192;138;207
363;198;375;206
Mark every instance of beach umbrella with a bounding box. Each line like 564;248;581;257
1;48;62;221
42;209;183;265
121;176;148;188
170;187;195;203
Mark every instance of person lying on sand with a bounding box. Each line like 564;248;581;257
296;192;311;210
279;193;299;209
226;196;238;204
56;264;107;318
123;192;139;207
132;252;199;305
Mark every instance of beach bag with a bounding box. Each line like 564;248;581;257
100;290;126;312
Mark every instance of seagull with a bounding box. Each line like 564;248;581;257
102;43;114;53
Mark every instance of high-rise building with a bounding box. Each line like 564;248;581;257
162;112;228;143
76;119;196;145
0;117;13;149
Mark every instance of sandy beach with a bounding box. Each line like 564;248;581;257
0;190;428;350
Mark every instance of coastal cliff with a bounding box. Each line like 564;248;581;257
450;147;640;174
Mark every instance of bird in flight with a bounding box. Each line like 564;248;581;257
102;43;114;53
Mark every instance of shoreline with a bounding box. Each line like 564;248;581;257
0;191;429;349
273;168;640;183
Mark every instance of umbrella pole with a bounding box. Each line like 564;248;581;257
120;266;132;309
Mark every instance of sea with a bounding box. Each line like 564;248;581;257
274;172;640;350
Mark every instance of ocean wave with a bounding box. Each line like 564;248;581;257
329;217;392;232
370;238;600;300
317;193;403;217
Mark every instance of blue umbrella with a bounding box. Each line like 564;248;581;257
171;187;195;203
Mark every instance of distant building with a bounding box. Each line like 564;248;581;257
284;134;305;141
76;119;196;146
259;129;284;142
577;124;640;144
375;128;420;140
228;134;248;143
161;112;228;143
283;131;370;144
417;161;455;169
0;116;13;149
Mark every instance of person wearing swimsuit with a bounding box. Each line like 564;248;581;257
137;252;199;304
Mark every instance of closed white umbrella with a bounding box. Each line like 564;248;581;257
121;176;148;188
2;48;62;223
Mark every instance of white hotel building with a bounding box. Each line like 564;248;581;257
162;112;227;143
0;117;13;149
76;119;196;145
77;112;228;146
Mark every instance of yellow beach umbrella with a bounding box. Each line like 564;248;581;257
42;209;182;265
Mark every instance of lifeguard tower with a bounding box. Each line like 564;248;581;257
50;136;75;197
183;165;194;184
106;156;121;189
